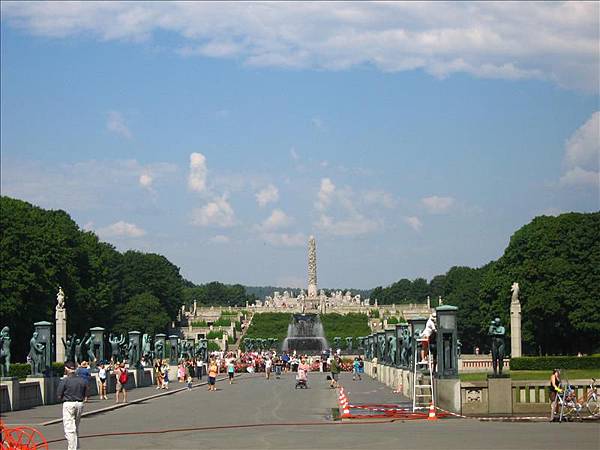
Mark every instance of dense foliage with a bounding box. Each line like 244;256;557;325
510;356;600;371
320;313;370;345
0;197;185;359
244;313;292;343
373;212;600;355
183;281;256;307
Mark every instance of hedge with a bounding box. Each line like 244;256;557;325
510;356;600;371
191;320;208;327
207;340;220;351
9;362;65;379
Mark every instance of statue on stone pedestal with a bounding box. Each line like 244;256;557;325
345;337;353;353
62;334;77;362
74;338;82;363
142;334;153;360
388;336;397;366
56;286;65;310
0;326;11;377
128;338;140;366
108;333;126;363
400;328;411;367
78;332;95;363
333;337;341;351
511;282;520;304
29;331;46;375
154;339;164;360
488;318;506;376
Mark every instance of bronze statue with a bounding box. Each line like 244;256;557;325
0;326;11;377
29;331;46;375
108;333;125;363
488;317;506;376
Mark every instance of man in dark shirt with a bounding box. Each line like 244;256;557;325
58;361;88;450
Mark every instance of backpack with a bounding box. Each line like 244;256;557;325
359;361;364;369
119;370;129;385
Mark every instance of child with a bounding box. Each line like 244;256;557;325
162;363;169;389
186;374;193;390
227;359;235;384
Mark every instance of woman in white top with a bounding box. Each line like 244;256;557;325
420;313;437;363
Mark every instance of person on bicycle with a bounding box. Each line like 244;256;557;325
549;368;562;421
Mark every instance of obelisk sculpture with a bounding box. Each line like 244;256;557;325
510;282;522;357
55;287;67;362
307;235;318;298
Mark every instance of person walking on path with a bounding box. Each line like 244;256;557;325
352;357;362;381
58;361;88;450
549;369;562;421
75;360;91;402
161;361;169;389
196;358;203;380
208;358;218;391
115;363;128;403
98;362;108;399
227;358;235;384
330;356;340;388
265;356;272;380
178;361;186;383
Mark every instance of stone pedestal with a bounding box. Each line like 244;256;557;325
56;308;67;362
25;376;60;405
488;377;512;414
1;377;21;411
436;378;461;413
510;300;522;357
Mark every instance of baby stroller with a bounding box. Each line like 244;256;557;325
295;367;308;389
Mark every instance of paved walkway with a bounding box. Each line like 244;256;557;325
2;372;598;450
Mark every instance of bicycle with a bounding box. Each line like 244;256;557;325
579;378;599;417
557;384;581;422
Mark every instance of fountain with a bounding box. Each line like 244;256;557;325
282;313;329;354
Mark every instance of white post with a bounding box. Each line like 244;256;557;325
55;287;67;362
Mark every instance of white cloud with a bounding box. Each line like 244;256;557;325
559;112;600;188
259;209;293;231
255;184;279;207
316;178;336;211
565;112;600;170
316;213;380;236
362;190;395;209
192;195;235;227
188;152;208;193
261;232;305;247
559;167;599;187
97;221;146;238
209;234;230;244
2;2;598;91
106;111;132;139
1;158;177;213
290;148;299;161
311;116;324;130
421;195;455;214
404;216;423;232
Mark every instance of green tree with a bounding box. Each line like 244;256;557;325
120;251;184;319
113;292;170;336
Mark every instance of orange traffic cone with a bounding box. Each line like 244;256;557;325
428;403;438;421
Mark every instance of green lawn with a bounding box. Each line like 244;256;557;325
459;369;600;382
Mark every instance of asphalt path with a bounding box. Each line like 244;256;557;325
5;372;599;450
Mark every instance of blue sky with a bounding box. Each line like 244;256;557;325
1;2;598;289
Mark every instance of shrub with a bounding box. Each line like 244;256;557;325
207;340;220;351
369;309;380;318
387;316;399;324
191;320;208;327
9;363;31;379
213;317;231;327
227;336;235;345
235;321;242;332
510;356;600;371
321;313;370;347
8;362;65;379
206;330;222;340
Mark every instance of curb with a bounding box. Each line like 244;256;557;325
42;375;232;426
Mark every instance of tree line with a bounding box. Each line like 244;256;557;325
371;212;600;355
0;197;253;360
